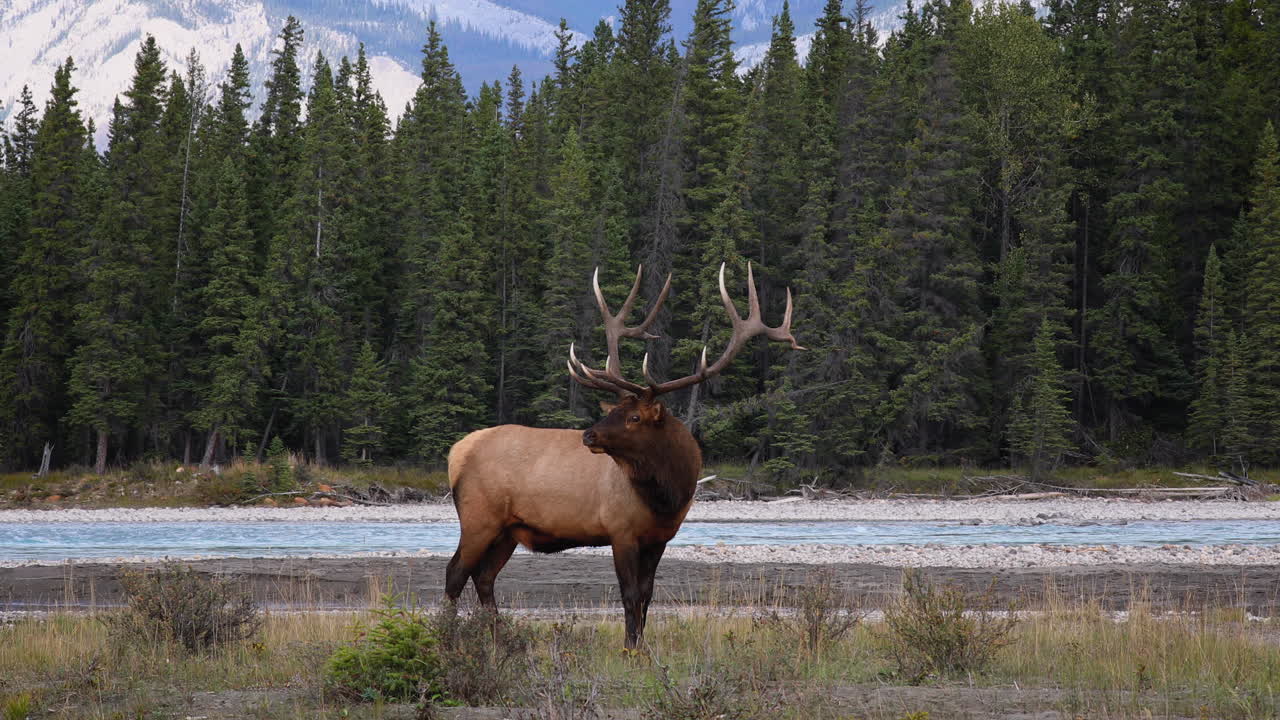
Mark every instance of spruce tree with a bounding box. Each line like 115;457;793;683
398;25;495;461
1091;0;1193;440
263;53;351;465
1187;244;1229;455
1242;122;1280;461
67;39;170;473
0;59;92;468
878;14;988;459
190;157;262;464
394;21;470;354
0;87;37;326
533;129;598;427
1007;319;1074;480
343;340;392;465
248;17;305;250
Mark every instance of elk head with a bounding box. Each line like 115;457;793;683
568;262;804;460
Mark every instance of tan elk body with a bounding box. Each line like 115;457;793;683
445;263;801;648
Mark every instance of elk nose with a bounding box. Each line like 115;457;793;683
582;429;597;446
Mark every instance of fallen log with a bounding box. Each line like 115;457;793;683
1172;471;1258;487
978;491;1068;501
233;490;392;507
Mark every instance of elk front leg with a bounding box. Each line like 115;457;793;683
636;542;667;640
611;542;644;649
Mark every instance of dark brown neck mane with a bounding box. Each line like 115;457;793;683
613;421;701;517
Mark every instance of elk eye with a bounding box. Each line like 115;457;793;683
629;415;641;423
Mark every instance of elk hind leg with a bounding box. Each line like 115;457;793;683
445;526;500;603
471;534;517;611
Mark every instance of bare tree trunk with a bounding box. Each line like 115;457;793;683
314;426;325;466
256;375;288;462
200;426;219;468
36;443;52;479
182;431;192;467
257;409;277;463
94;430;108;475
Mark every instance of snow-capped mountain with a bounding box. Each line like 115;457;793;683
0;0;924;142
0;0;595;142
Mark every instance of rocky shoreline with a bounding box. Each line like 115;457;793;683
4;496;1280;524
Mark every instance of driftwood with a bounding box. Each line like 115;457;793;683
977;491;1067;501
1172;471;1258;487
233;490;392;507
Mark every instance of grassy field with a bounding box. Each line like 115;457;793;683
2;573;1279;720
4;457;1276;509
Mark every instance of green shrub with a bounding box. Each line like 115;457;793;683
106;563;260;652
882;569;1016;682
267;437;293;492
325;597;446;703
193;472;248;505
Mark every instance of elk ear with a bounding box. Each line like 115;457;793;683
651;403;665;426
599;401;617;415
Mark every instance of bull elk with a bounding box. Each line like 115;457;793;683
445;263;802;648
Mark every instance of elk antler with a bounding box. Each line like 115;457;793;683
643;262;803;396
567;262;803;398
566;266;671;397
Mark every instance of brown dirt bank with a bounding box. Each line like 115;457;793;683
4;555;1280;614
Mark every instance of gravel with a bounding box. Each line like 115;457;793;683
4;497;1280;524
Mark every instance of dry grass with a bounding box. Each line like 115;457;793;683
7;574;1279;720
996;593;1280;718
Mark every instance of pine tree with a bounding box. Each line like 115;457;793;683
1242;122;1280;461
1007;319;1074;480
398;25;495;461
0;87;37;326
263;52;351;465
616;0;679;307
878;13;988;460
190;157;262;464
158;53;209;462
1091;0;1194;441
343;340;392;465
344;44;396;345
806;0;855;124
0;59;92;468
533;129;598;427
67;39;170;473
248;17;305;249
394;21;470;354
1187;244;1229;455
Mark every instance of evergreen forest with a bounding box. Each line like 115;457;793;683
2;0;1280;482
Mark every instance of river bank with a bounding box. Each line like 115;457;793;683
4;554;1278;614
5;496;1280;524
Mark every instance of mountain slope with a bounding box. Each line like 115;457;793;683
1;0;947;141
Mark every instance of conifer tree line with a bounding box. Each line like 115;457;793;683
1;0;1279;480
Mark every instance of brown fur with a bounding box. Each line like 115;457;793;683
445;397;701;648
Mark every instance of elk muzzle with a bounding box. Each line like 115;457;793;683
582;428;606;453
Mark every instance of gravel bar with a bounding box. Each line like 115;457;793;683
4;497;1280;524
